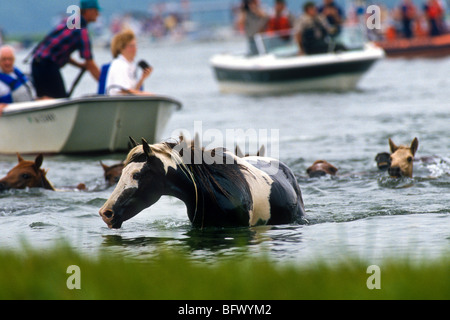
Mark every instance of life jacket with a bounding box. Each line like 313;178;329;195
426;3;443;20
266;16;291;33
97;63;111;95
0;67;28;103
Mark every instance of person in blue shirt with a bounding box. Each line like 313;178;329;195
0;45;35;115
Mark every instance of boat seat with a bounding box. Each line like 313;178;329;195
97;63;111;95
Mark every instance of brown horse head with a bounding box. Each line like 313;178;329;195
388;137;419;178
306;160;338;178
100;161;124;186
0;153;55;191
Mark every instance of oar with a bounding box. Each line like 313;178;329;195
67;68;86;98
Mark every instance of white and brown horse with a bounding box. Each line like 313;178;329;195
99;138;306;229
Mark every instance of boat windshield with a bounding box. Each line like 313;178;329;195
253;25;367;57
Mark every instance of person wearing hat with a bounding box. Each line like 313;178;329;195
31;0;101;98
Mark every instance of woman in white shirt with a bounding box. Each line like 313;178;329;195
106;29;152;95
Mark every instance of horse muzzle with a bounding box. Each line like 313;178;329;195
99;208;123;229
388;166;402;178
0;181;9;192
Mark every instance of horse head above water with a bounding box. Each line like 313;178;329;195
388;137;419;178
306;160;338;178
0;153;55;191
99;137;306;229
100;161;124;186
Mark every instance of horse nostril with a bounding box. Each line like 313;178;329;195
100;209;114;220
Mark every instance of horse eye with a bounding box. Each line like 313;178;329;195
407;156;413;163
22;173;31;179
133;172;141;180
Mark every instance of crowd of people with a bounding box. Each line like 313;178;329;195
236;0;448;55
1;0;449;114
236;0;346;55
0;0;152;116
387;0;447;39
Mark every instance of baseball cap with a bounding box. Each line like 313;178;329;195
80;0;101;10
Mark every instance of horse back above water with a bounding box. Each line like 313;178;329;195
99;138;306;229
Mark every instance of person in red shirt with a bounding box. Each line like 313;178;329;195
423;0;445;36
266;0;293;34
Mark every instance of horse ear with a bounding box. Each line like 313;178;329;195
193;132;201;149
34;154;43;171
129;136;139;148
100;161;109;172
410;137;419;156
389;138;398;153
17;153;24;163
328;163;338;175
258;145;265;157
141;138;154;160
235;145;244;157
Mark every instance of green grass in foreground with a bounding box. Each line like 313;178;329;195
0;245;448;299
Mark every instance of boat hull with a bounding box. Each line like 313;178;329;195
376;34;450;58
211;44;384;95
0;95;181;155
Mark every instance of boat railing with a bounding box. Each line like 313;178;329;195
253;25;368;57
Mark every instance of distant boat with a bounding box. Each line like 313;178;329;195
0;95;181;155
375;34;450;58
210;27;385;95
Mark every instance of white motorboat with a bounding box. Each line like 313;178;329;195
0;95;182;155
211;27;385;95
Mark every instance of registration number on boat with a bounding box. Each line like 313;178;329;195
27;113;56;124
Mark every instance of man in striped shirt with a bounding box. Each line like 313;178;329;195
31;0;101;98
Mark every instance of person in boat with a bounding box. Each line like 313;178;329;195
423;0;446;36
265;0;294;34
0;45;35;116
30;0;101;99
399;0;417;38
104;29;153;96
238;0;269;55
318;0;345;36
294;2;336;55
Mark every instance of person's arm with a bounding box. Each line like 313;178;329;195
69;58;100;81
293;17;305;54
84;59;100;81
78;28;100;81
134;67;152;91
0;103;7;117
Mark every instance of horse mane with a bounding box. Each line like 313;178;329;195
181;145;252;205
125;140;252;210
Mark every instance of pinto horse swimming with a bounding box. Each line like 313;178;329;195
0;153;55;191
99;138;306;229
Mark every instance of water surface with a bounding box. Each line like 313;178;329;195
1;40;449;265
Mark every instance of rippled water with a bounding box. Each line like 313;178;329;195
1;39;449;264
